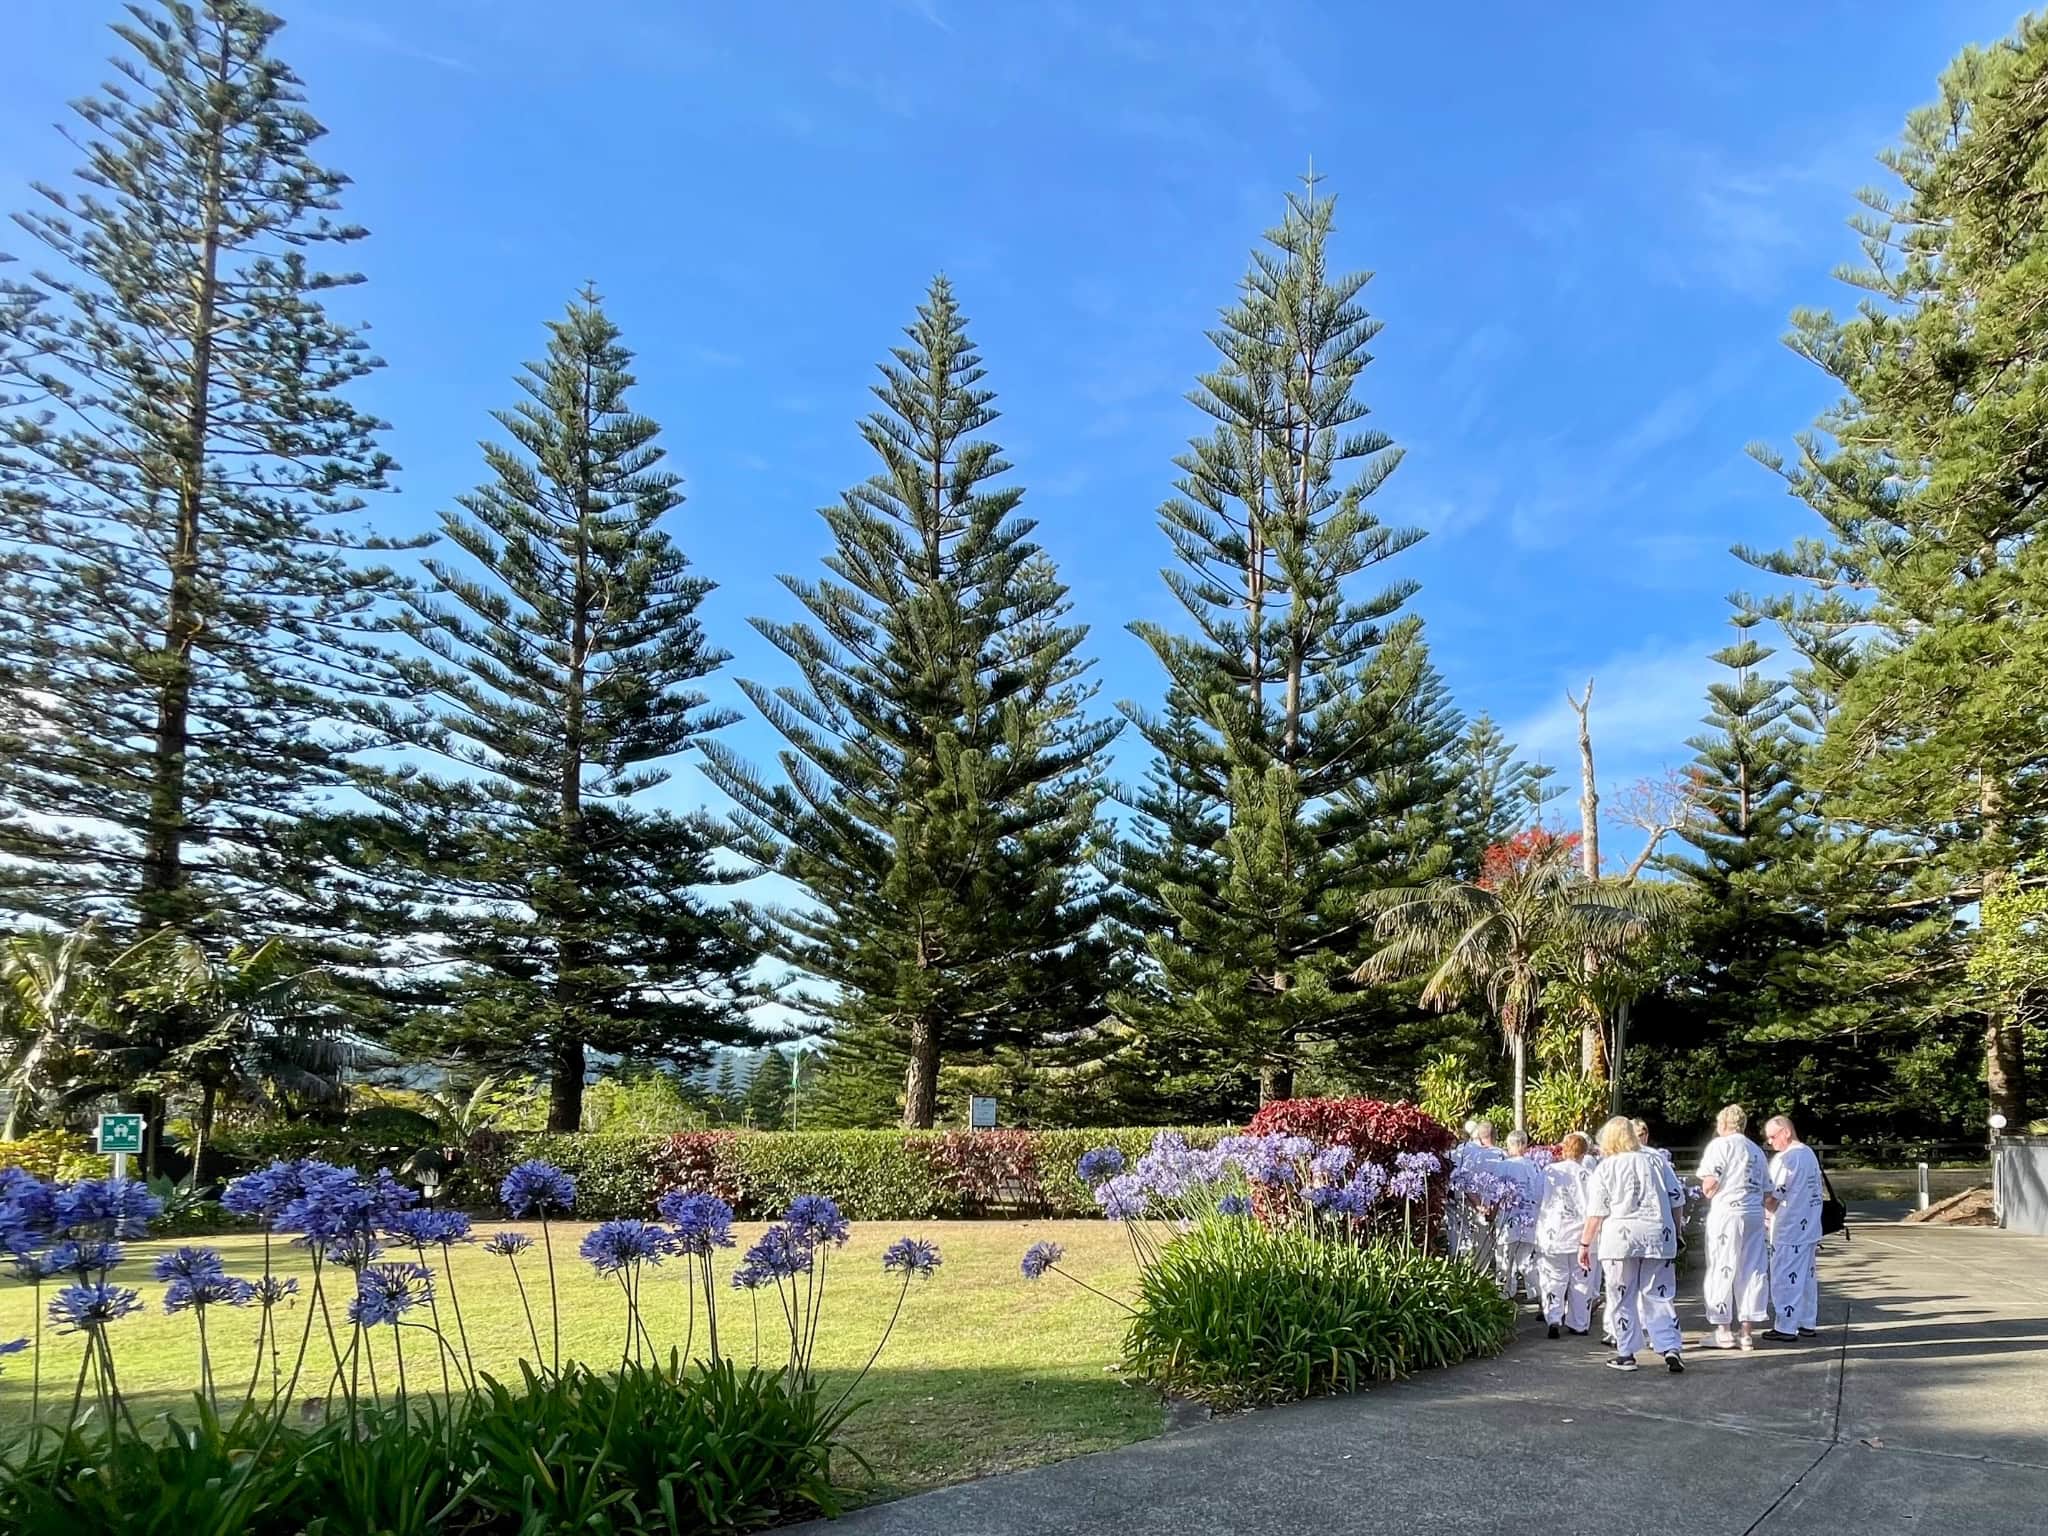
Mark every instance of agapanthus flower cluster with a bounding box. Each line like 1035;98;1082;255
386;1209;473;1248
348;1262;434;1328
579;1219;673;1276
220;1160;313;1224
164;1274;256;1313
1075;1147;1125;1186
53;1176;162;1239
1216;1133;1315;1190
1133;1132;1228;1202
48;1281;142;1334
11;1252;61;1282
277;1163;415;1249
1018;1240;1064;1280
733;1223;813;1289
498;1160;577;1218
0;1168;56;1255
481;1231;532;1259
151;1246;226;1284
324;1232;385;1272
47;1239;123;1278
1309;1146;1356;1186
658;1191;736;1256
882;1237;942;1278
784;1195;850;1248
1216;1193;1252;1218
251;1275;299;1308
1093;1173;1148;1223
1309;1160;1391;1220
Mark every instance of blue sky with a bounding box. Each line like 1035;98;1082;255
2;0;2025;864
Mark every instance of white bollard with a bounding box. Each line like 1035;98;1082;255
1916;1161;1929;1212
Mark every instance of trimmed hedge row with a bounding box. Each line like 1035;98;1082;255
457;1126;1236;1222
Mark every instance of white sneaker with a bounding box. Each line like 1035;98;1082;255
1705;1327;1737;1350
1738;1333;1756;1353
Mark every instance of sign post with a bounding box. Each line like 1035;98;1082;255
968;1096;998;1131
96;1112;144;1182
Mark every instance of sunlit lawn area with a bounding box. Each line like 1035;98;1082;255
0;1219;1159;1501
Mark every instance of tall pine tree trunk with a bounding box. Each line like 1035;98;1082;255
140;82;227;938
1567;681;1605;1078
1259;1060;1294;1105
546;451;594;1137
1981;774;2028;1123
903;1012;941;1128
547;1036;584;1134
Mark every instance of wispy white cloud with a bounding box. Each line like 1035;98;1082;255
1502;634;1730;786
895;0;953;33
297;10;475;72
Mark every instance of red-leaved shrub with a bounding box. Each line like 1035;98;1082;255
1244;1097;1457;1230
919;1129;1042;1214
654;1130;744;1204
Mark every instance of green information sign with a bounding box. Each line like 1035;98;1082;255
97;1113;144;1155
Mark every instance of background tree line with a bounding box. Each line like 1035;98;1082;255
1;1;2041;1161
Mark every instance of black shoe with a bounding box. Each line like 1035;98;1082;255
1605;1355;1639;1372
1547;1323;1561;1339
1566;1326;1590;1336
1797;1327;1819;1337
1762;1329;1800;1342
1665;1352;1685;1374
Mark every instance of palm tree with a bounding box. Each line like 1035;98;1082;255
1356;831;1680;1132
0;925;113;1138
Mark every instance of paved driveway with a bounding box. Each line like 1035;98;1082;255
793;1222;2048;1536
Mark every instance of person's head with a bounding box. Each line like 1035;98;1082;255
1559;1131;1590;1163
1596;1116;1641;1158
1505;1130;1531;1156
1717;1103;1748;1137
1472;1118;1497;1147
1764;1114;1798;1152
1630;1117;1652;1147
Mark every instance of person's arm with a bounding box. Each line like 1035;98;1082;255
1578;1165;1608;1269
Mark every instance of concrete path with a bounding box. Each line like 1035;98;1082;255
796;1222;2048;1536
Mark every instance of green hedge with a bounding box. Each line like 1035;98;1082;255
457;1126;1233;1222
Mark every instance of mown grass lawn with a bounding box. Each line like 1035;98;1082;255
0;1219;1158;1502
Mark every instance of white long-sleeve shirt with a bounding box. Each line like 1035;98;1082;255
1768;1141;1824;1245
1695;1133;1768;1215
1498;1154;1546;1243
1584;1149;1678;1260
1534;1159;1591;1252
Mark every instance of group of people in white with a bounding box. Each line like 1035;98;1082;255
1459;1104;1828;1374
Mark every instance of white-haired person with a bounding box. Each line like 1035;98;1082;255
1762;1114;1824;1341
1534;1130;1595;1338
1579;1115;1684;1373
1495;1129;1546;1299
1694;1102;1770;1351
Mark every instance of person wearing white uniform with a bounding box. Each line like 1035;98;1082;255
1694;1103;1770;1351
1451;1119;1505;1260
1763;1114;1824;1340
1632;1119;1687;1333
1579;1115;1684;1374
1534;1131;1595;1338
1494;1131;1546;1299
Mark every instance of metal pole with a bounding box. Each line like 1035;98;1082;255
1916;1161;1929;1212
113;1150;128;1182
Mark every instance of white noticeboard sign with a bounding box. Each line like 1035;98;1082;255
968;1096;998;1130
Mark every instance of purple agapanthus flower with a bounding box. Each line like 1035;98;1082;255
151;1246;227;1284
1019;1240;1065;1280
1309;1146;1356;1185
324;1232;384;1272
1216;1193;1252;1218
386;1209;471;1248
784;1195;850;1248
251;1275;298;1308
47;1239;122;1277
0;1169;56;1254
658;1191;736;1256
499;1160;577;1218
348;1262;434;1328
279;1164;415;1248
10;1252;62;1283
1349;1162;1389;1208
1394;1150;1442;1177
1387;1168;1430;1203
482;1231;532;1259
220;1160;312;1224
53;1176;161;1239
1075;1147;1125;1186
1094;1173;1147;1222
579;1219;672;1276
735;1224;812;1289
1222;1135;1302;1190
164;1275;255;1313
48;1282;142;1334
882;1236;942;1278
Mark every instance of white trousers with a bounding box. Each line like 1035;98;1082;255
1602;1256;1682;1359
1535;1249;1593;1331
1496;1238;1536;1297
1704;1206;1770;1326
1770;1240;1819;1332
